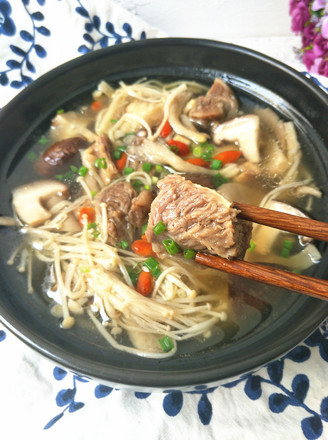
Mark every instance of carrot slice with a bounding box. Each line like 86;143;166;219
213;150;241;165
160;120;172;138
78;206;96;226
185;157;209;167
167;139;190;157
91;101;103;111
115;152;127;172
131;239;155;256
137;270;153;296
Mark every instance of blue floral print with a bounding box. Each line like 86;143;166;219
0;0;147;91
0;0;15;36
0;0;51;88
75;0;146;53
44;329;328;439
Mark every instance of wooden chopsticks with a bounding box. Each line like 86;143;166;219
233;201;328;242
195;253;328;301
195;202;328;300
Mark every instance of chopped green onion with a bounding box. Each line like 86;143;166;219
153;221;167;235
200;143;215;161
127;267;141;285
118;240;129;250
110;119;118;123
151;267;162;279
281;239;294;258
70;165;78;172
78;165;88;177
200;142;215;152
142;162;152;172
56;108;65;114
192;146;202;158
27;152;37;161
169;145;178;154
39;136;49;145
91;190;97;198
124;167;134;175
141;223;148;235
162;238;180;255
143;257;159;272
116;145;127;152
247;240;256;253
201;152;212;162
94;157;107;169
113;150;122;160
158;336;174;352
151;176;159;184
143;257;162;278
155;165;163;173
56;168;76;182
124;132;136;137
213;172;229;188
211;159;222;170
87;222;97;230
79;267;90;273
183;249;196;259
144;184;150;190
132;180;142;190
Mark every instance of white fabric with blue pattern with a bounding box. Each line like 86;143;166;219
0;1;328;439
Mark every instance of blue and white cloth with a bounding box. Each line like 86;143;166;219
1;1;328;439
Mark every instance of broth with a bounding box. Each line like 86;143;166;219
1;78;322;358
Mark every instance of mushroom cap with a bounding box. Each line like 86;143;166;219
213;114;260;163
12;180;68;227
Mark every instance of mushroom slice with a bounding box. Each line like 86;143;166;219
212;115;260;163
167;86;208;144
268;200;313;245
127;139;218;176
12;180;68;227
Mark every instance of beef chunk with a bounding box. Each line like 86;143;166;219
146;175;252;259
179;173;215;189
99;181;136;245
128;190;154;228
188;78;238;122
98;182;153;245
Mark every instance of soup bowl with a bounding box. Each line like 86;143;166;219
0;38;328;391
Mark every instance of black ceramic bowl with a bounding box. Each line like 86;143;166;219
0;38;328;391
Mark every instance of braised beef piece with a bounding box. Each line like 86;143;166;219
179;173;215;189
188;78;238;122
34;136;88;176
146;175;252;259
98;182;154;245
128;190;155;227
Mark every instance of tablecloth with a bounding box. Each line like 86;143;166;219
0;1;328;439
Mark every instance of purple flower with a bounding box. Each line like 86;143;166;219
302;22;316;47
289;0;311;14
291;1;311;33
312;0;326;11
290;0;328;76
313;32;328;56
302;47;317;69
311;56;328;75
321;15;328;38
